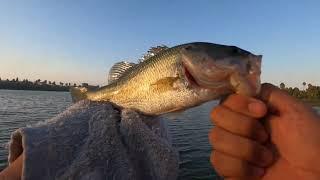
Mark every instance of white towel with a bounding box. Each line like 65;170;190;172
8;100;179;180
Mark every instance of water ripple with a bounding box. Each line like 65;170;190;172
0;90;71;169
3;90;317;179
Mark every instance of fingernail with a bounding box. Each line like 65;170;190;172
253;167;265;177
248;102;262;113
248;102;266;116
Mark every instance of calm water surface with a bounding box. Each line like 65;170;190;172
0;90;71;168
1;90;319;179
0;89;219;179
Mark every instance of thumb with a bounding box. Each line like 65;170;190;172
259;83;304;115
260;84;320;172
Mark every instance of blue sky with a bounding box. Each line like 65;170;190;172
0;0;319;87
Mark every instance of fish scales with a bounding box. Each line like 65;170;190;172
71;42;262;115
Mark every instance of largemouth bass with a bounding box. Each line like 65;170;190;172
71;42;262;115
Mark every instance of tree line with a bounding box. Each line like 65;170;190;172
0;77;97;92
0;45;169;92
1;77;318;99
280;82;320;100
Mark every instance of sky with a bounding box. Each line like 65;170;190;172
0;0;319;88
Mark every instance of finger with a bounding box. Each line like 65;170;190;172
209;126;273;167
211;106;268;143
222;94;267;118
263;114;294;153
259;83;305;114
211;151;265;178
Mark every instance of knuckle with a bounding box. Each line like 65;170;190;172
211;151;256;178
210;152;218;166
211;106;224;121
238;161;250;175
250;146;263;162
210;152;224;175
241;141;268;166
241;119;257;136
209;127;229;152
237;160;260;177
241;120;267;143
209;127;223;143
253;127;268;143
241;140;257;160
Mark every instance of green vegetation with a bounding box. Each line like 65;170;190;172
0;77;98;92
279;82;320;104
1;75;318;101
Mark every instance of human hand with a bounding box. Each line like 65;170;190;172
209;83;320;180
209;85;271;179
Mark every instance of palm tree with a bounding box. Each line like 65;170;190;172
34;79;41;84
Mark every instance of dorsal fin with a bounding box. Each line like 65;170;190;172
108;61;136;84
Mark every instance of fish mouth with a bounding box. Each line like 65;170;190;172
182;59;229;89
183;62;260;96
182;59;261;97
183;65;201;87
180;46;262;95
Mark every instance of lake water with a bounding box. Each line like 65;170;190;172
0;89;219;179
1;90;319;179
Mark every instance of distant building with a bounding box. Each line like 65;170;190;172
107;61;136;84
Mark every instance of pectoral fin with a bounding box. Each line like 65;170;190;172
150;77;179;93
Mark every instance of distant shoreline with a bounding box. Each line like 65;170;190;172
0;79;98;92
1;89;319;106
301;99;320;106
0;88;69;92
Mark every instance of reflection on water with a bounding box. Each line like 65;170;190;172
0;89;220;179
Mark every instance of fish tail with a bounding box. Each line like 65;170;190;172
70;87;88;102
